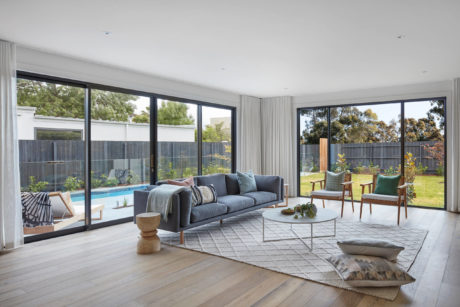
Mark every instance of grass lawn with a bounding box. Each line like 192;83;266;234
300;173;444;208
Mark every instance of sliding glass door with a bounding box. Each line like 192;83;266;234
157;100;198;180
90;89;151;224
17;72;237;241
202;106;233;175
330;104;401;200
403;100;445;208
297;98;446;209
299;108;328;196
17;77;86;235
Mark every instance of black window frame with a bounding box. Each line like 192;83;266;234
17;71;237;243
297;98;447;211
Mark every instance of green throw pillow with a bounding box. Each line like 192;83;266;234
236;170;257;194
374;174;401;196
325;171;345;191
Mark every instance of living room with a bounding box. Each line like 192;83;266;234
0;1;459;306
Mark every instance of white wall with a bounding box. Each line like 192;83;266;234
17;106;196;142
292;80;454;207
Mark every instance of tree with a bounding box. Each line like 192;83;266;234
17;79;139;122
132;107;150;123
428;100;445;129
202;121;231;142
157;101;195;125
91;89;137;122
405;117;443;142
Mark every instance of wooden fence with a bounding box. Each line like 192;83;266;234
19;140;231;191
300;141;442;174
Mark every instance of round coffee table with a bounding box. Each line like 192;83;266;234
262;207;338;250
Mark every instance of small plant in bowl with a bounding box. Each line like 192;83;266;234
294;202;317;218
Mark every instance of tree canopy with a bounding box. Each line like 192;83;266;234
301;101;444;144
157;101;195;125
18;79;139;122
202;121;231;142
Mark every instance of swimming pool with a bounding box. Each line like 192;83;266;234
70;185;148;202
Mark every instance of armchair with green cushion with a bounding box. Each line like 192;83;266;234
310;171;355;217
360;174;409;225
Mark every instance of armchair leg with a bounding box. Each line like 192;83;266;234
369;203;372;214
360;199;364;219
180;231;184;244
341;198;345;217
350;189;355;212
220;219;223;225
397;205;401;225
404;198;408;219
322;199;325;208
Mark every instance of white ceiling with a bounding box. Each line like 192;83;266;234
1;0;459;97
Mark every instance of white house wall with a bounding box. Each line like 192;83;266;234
17;107;195;142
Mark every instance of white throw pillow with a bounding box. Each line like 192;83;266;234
337;238;404;261
327;254;415;287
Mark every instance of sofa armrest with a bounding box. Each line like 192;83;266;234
133;187;193;231
254;175;283;201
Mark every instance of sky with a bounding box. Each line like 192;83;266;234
131;97;231;126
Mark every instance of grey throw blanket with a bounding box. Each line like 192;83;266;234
146;184;187;222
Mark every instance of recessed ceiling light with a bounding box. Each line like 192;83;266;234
220;68;226;71
284;87;288;90
103;31;112;36
422;70;428;74
396;34;405;39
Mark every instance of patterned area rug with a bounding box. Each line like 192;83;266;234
159;210;427;300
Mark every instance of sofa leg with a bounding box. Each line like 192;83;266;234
220;219;223;225
180;231;184;244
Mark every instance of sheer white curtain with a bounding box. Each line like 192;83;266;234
238;95;262;173
451;78;460;212
0;40;23;250
261;96;295;196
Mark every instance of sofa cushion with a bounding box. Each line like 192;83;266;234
196;174;228;196
325;171;345;191
236;170;257;194
190;202;227;223
243;191;277;205
374;174;401;196
217;195;255;213
362;193;404;202
225;174;240;195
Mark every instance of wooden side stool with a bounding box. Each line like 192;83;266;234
136;212;161;254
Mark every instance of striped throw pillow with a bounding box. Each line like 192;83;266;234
190;184;217;206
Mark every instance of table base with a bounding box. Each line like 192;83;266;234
262;218;336;251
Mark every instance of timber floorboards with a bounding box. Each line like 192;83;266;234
0;197;459;307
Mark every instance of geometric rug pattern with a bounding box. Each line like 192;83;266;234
159;209;428;300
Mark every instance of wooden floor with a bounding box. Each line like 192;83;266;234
1;198;459;307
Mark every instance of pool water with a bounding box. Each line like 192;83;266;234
70;185;148;202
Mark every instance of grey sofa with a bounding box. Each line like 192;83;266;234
134;173;284;243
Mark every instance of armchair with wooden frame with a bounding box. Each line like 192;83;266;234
310;172;354;217
359;174;409;225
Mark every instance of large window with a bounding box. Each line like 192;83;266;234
90;89;151;223
17;72;236;241
17;78;86;235
157;100;198;180
330;104;401;200
202;106;232;175
404;100;445;208
298;99;446;209
299;108;328;196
